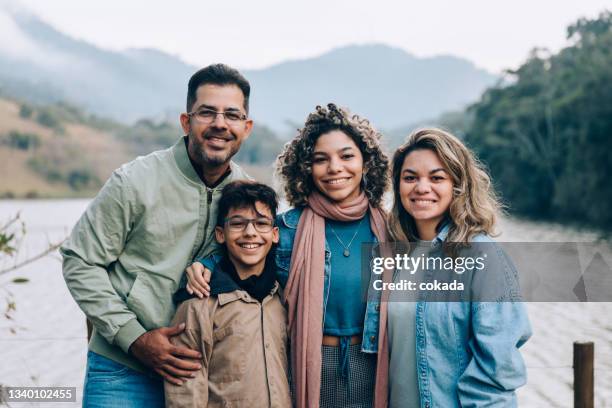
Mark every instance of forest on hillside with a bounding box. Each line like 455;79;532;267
464;11;612;230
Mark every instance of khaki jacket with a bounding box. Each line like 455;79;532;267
165;282;291;408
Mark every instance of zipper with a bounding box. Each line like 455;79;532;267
260;304;272;407
321;249;331;330
192;188;214;261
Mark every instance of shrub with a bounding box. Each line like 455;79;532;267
36;110;64;133
19;104;33;119
6;131;40;150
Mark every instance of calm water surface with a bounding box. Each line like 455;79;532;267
0;199;610;407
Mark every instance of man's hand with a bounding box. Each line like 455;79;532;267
130;323;202;385
185;262;211;298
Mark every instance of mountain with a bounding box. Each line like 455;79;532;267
245;45;496;133
0;4;193;122
0;4;497;133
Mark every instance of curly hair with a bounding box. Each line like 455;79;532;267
388;128;502;243
275;104;389;208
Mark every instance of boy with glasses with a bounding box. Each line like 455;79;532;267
165;181;290;408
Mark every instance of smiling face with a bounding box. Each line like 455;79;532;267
215;201;279;277
399;148;454;239
311;130;364;205
180;84;253;167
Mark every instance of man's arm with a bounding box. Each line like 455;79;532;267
61;169;202;383
61;169;146;351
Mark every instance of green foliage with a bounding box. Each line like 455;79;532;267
23;101;120;133
3;130;41;150
0;232;16;256
1;215;29;324
116;119;179;154
0;213;25;262
28;156;63;183
465;11;612;229
384;109;474;150
66;169;99;191
234;124;284;165
27;156;100;191
36;108;64;133
19;104;33;119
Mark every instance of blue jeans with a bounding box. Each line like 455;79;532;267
83;351;164;408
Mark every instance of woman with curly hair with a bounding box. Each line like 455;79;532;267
185;103;391;407
275;103;391;408
386;128;531;407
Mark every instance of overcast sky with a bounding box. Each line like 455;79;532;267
8;0;612;74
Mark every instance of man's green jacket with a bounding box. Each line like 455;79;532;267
60;137;250;371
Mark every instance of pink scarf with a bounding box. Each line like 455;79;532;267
283;190;390;408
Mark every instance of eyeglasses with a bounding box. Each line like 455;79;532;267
225;216;275;233
187;108;247;125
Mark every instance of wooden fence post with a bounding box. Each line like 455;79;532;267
573;341;594;408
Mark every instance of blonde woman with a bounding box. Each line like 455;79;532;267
386;128;531;407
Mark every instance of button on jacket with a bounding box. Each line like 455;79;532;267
165;276;291;408
60;136;250;372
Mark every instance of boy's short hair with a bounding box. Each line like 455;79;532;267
216;181;279;227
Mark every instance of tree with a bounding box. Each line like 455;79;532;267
465;11;612;230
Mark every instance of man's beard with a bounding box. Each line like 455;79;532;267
188;129;239;167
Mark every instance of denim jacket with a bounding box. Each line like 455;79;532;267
275;208;382;353
411;225;532;408
202;207;383;353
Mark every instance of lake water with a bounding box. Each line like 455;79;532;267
0;199;611;407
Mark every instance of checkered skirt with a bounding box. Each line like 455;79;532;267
319;344;376;408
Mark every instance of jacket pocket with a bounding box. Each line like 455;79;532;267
86;351;130;382
275;248;292;271
126;273;173;329
209;323;247;383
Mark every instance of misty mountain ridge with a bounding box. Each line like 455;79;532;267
0;3;497;133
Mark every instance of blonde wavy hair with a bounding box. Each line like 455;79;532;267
388;128;502;243
276;104;389;208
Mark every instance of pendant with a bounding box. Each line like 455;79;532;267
343;249;350;257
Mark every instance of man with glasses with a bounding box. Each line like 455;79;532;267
166;180;290;407
61;64;253;407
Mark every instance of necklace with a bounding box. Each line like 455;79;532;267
329;217;364;257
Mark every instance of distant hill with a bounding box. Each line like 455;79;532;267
0;97;131;197
246;45;496;133
0;96;282;198
0;5;497;133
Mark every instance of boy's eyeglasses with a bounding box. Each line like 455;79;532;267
224;216;274;233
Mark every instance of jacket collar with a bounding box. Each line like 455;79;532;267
173;254;279;305
434;221;451;243
172;257;243;305
209;261;241;295
279;207;304;229
218;282;280;306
